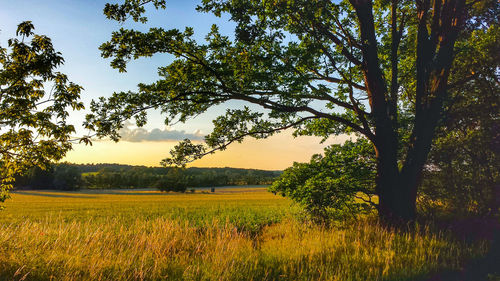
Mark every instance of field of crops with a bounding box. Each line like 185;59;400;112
0;188;489;280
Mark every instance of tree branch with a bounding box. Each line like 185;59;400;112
183;116;321;163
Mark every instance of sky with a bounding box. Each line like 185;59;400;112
0;0;347;170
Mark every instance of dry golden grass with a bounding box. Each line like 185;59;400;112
0;189;488;280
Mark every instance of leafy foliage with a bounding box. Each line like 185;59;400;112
0;22;84;205
270;138;376;221
419;24;500;217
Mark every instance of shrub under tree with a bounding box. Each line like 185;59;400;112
270;138;376;221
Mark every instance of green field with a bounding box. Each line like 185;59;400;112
0;188;489;280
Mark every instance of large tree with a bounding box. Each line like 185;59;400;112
86;0;497;223
0;22;85;205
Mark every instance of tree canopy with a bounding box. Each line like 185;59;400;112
86;0;499;223
0;22;84;205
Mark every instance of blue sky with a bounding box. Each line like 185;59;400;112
0;0;343;169
0;0;236;133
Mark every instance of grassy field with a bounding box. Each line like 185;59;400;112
0;188;491;281
0;187;292;233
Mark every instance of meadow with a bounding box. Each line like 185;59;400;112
0;188;491;281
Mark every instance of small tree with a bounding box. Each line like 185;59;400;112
0;22;84;205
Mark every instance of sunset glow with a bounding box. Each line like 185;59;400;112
65;131;350;170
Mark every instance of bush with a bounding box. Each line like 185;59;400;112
270;138;376;222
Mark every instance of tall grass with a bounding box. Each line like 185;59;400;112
0;189;489;280
0;218;487;280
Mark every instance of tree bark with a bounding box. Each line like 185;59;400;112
350;0;466;225
351;0;411;224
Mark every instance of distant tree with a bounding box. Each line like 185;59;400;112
53;164;82;190
1;22;85;206
86;0;496;223
83;173;97;188
155;167;187;192
27;166;54;189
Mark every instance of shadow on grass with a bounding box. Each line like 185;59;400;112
423;217;500;281
12;191;97;199
13;189;252;197
87;191;172;196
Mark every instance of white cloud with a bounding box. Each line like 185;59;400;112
118;121;204;142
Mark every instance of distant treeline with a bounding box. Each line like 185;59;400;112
14;163;282;191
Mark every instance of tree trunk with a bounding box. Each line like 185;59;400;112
352;0;416;224
377;175;419;224
375;144;420;225
351;0;466;225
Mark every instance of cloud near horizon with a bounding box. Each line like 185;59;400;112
118;122;205;142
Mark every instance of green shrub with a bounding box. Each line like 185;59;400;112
270;138;376;222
